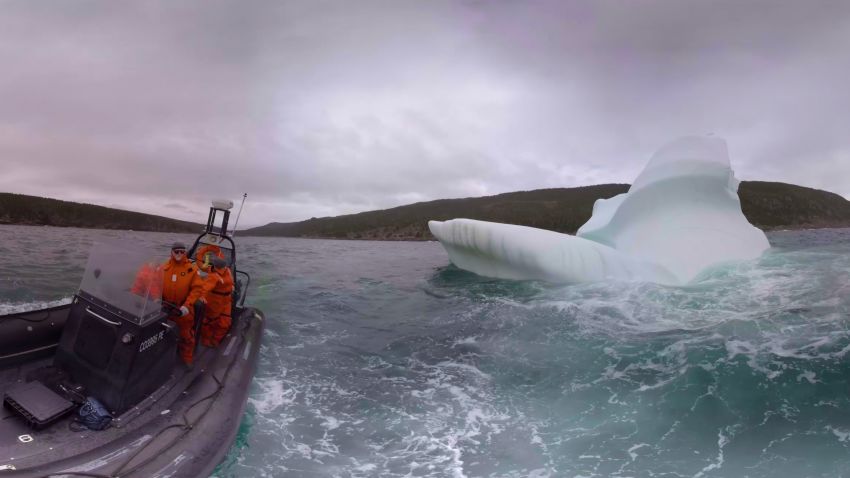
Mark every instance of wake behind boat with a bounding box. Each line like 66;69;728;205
0;201;264;477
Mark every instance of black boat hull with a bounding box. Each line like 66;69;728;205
0;304;264;477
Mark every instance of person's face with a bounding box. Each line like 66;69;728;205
171;248;186;261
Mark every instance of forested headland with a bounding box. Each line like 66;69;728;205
0;193;200;233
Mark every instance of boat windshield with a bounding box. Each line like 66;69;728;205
79;239;164;321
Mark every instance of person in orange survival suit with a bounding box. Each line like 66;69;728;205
130;261;163;299
161;241;205;365
195;243;224;270
199;256;234;348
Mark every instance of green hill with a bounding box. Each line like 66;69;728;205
242;181;850;240
0;193;201;233
739;181;850;229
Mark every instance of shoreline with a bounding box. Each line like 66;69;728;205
242;222;850;241
4;221;850;242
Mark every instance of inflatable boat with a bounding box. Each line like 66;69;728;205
0;201;264;477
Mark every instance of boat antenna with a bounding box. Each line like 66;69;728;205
231;193;247;237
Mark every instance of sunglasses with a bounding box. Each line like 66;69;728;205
171;249;186;254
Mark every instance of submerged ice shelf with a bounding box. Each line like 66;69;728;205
429;136;770;285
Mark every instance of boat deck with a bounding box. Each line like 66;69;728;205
0;308;263;477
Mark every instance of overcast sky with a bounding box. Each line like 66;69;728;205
2;1;849;228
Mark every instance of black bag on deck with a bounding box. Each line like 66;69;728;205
76;396;112;431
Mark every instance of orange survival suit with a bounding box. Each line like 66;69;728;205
199;261;234;348
131;262;163;299
162;255;205;365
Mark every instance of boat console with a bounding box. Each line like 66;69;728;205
53;241;178;415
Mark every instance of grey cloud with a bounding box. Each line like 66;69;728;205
2;0;849;227
163;202;193;212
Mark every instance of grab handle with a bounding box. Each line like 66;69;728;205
86;307;120;326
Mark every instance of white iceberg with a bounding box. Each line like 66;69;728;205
429;136;770;285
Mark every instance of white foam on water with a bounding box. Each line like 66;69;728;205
527;241;850;336
527;468;554;478
350;461;377;478
725;340;756;360
313;428;340;458
358;352;558;477
436;361;492;381
826;426;850;443
294;443;312;459
249;376;295;415
0;297;72;315
513;243;850;395
693;427;734;478
452;335;479;346
796;370;818;384
319;415;341;431
627;443;649;461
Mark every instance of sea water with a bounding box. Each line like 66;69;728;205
1;225;849;477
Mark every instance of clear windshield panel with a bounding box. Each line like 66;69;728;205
79;239;164;321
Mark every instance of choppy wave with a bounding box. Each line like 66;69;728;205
223;229;850;477
3;225;850;477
